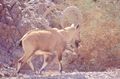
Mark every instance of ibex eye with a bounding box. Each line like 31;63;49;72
75;40;80;48
75;24;80;29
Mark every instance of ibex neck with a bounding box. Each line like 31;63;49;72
59;29;70;43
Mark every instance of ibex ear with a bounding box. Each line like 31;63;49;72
75;24;80;29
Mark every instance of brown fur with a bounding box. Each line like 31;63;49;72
17;24;80;73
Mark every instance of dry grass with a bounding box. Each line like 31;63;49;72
62;1;120;71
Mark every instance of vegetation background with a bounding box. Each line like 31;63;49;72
0;0;119;75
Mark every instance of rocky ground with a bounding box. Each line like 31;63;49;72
0;68;120;79
0;65;119;79
17;70;120;79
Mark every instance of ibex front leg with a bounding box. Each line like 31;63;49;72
57;51;63;73
27;56;35;71
39;54;49;74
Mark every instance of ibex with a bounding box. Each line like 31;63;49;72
17;24;80;73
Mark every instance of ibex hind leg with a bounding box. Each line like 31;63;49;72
16;61;22;73
17;55;25;73
17;51;35;73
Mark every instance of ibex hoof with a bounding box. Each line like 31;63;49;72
35;70;43;75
